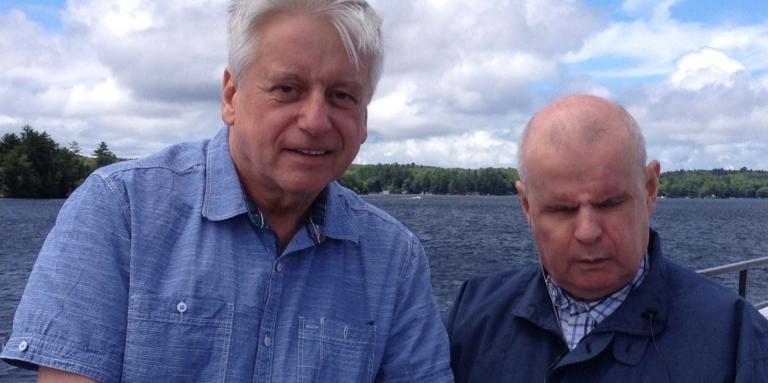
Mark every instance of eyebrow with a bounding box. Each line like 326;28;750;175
268;70;365;86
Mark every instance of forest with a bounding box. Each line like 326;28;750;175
339;163;519;195
1;126;767;198
339;164;768;198
0;126;120;198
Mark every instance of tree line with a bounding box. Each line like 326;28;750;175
340;164;768;198
2;126;767;198
0;126;120;198
659;168;768;198
339;163;519;195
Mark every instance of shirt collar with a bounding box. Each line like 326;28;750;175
200;125;358;243
245;187;329;245
202;126;248;221
322;182;360;244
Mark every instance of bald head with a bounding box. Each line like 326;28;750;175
517;95;647;185
514;95;661;301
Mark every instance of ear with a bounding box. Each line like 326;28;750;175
644;160;661;214
516;180;531;223
221;67;237;126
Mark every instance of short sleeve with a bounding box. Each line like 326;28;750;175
375;235;454;383
1;173;131;383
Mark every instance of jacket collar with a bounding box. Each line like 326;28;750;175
594;229;668;337
510;229;668;338
510;264;563;334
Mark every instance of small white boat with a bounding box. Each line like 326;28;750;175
761;306;768;319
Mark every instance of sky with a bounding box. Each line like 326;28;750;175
0;0;767;171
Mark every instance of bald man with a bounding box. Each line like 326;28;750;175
445;95;768;382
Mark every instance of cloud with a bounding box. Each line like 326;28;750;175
563;18;708;78
0;0;766;171
64;0;228;103
358;128;519;168
0;0;227;156
622;49;768;171
367;0;602;144
669;48;746;90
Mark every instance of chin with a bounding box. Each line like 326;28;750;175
279;178;332;196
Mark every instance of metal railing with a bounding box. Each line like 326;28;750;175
698;256;768;310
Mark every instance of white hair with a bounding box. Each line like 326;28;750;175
228;0;384;101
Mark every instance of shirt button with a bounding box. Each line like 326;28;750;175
264;336;271;347
18;341;28;352
176;301;188;313
275;262;284;273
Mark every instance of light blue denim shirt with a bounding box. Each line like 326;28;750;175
1;127;454;383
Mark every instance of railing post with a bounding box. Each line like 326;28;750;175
697;256;768;305
738;270;748;298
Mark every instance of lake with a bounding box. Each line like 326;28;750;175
1;196;767;381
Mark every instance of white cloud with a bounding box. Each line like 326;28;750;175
358;129;518;168
563;18;709;78
64;77;131;115
0;0;227;155
709;25;768;72
669;48;746;91
365;0;601;149
66;0;157;36
0;114;20;126
624;51;768;171
0;0;766;171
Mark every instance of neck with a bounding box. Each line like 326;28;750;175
244;183;321;250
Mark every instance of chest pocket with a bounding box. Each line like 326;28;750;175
122;294;234;382
298;316;376;383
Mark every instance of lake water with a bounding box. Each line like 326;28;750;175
1;196;767;381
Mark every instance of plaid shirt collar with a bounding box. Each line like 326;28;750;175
545;253;649;350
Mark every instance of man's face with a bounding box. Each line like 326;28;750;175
517;132;659;301
221;12;369;201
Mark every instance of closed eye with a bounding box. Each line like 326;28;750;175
596;196;626;209
544;205;578;214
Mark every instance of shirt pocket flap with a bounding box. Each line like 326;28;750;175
129;293;233;325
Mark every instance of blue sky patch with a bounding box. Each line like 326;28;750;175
0;0;66;32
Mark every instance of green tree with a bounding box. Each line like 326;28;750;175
93;141;118;168
0;126;60;197
69;141;82;155
0;126;116;198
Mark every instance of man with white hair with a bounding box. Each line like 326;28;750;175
1;1;453;382
446;94;768;382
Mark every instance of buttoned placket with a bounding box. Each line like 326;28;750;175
244;192;327;382
252;227;284;383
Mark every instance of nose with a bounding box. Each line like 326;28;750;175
298;91;332;136
574;207;602;244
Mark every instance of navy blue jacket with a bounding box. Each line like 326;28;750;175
446;230;768;382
